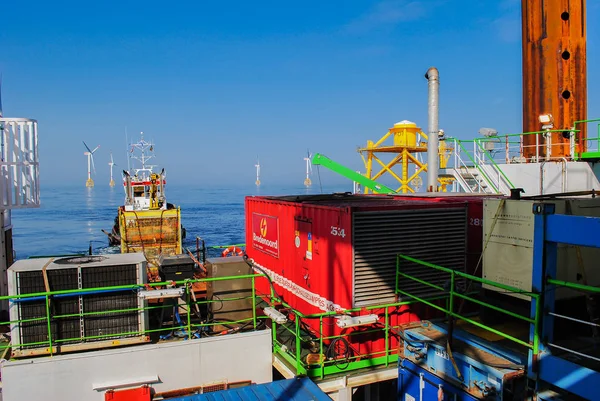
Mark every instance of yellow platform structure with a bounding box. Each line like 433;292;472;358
358;120;453;193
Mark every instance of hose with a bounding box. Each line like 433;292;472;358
242;253;282;301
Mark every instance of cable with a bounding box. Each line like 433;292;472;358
326;337;352;369
242;253;282;301
317;165;323;194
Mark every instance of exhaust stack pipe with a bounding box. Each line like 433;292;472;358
425;67;439;192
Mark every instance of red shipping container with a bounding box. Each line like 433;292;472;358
245;194;469;358
387;193;505;277
105;386;151;401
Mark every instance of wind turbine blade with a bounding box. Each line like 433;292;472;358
91;154;96;175
83;141;93;153
110;153;114;164
92;145;100;154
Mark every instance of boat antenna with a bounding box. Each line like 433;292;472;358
125;126;131;172
129;131;156;179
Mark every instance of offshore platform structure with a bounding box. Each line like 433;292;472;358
0;82;40;315
358;70;453;194
443;0;598;196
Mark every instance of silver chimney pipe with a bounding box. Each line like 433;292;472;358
425;67;439;192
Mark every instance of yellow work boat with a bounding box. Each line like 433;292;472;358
104;132;185;280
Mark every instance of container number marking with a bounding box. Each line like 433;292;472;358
469;218;482;227
330;226;346;238
435;347;449;360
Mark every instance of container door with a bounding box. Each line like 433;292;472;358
294;219;313;289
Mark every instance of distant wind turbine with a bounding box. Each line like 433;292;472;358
255;157;261;187
83;141;100;187
0;74;3;118
304;149;312;187
109;152;117;187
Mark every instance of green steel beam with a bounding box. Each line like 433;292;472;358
547;278;600;293
311;153;397;194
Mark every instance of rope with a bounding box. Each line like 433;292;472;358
41;258;55;294
158;209;166;256
447;199;506;380
317;165;323;194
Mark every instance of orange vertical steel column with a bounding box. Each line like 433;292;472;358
522;0;587;160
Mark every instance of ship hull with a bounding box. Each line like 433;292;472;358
118;205;183;280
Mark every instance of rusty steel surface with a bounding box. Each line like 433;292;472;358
522;0;587;159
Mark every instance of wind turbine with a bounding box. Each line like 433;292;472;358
304;149;312;187
255;157;261;187
83;141;100;188
108;153;117;187
0;74;3;118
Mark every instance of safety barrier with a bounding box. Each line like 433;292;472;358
0;273;266;358
395;254;540;353
267;294;463;379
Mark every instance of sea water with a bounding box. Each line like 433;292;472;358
10;183;350;260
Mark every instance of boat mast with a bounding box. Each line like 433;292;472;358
128;131;156;180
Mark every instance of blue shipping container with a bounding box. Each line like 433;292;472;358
399;359;479;401
165;377;330;401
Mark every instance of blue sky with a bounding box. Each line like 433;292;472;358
1;0;599;188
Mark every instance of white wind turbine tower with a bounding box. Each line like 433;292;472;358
255;157;261;187
304;149;312;187
83;141;100;188
108;153;117;187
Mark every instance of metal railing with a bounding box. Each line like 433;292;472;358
451;139;510;193
575;119;600;159
268;295;453;379
0;273;266;358
395;254;540;352
449;119;600;167
544;277;600;363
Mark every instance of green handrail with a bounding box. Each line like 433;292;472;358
395;254;539;351
210;244;246;249
574;119;600;160
455;140;500;193
0;273;267;357
473;140;515;189
268;293;456;379
547;278;600;294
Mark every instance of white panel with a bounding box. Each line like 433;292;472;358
0;118;40;209
1;330;273;401
498;161;600;196
483;198;600;300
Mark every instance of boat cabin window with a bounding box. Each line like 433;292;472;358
133;186;144;198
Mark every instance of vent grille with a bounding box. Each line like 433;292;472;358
82;265;140;339
17;269;80;348
13;263;143;352
353;208;467;306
